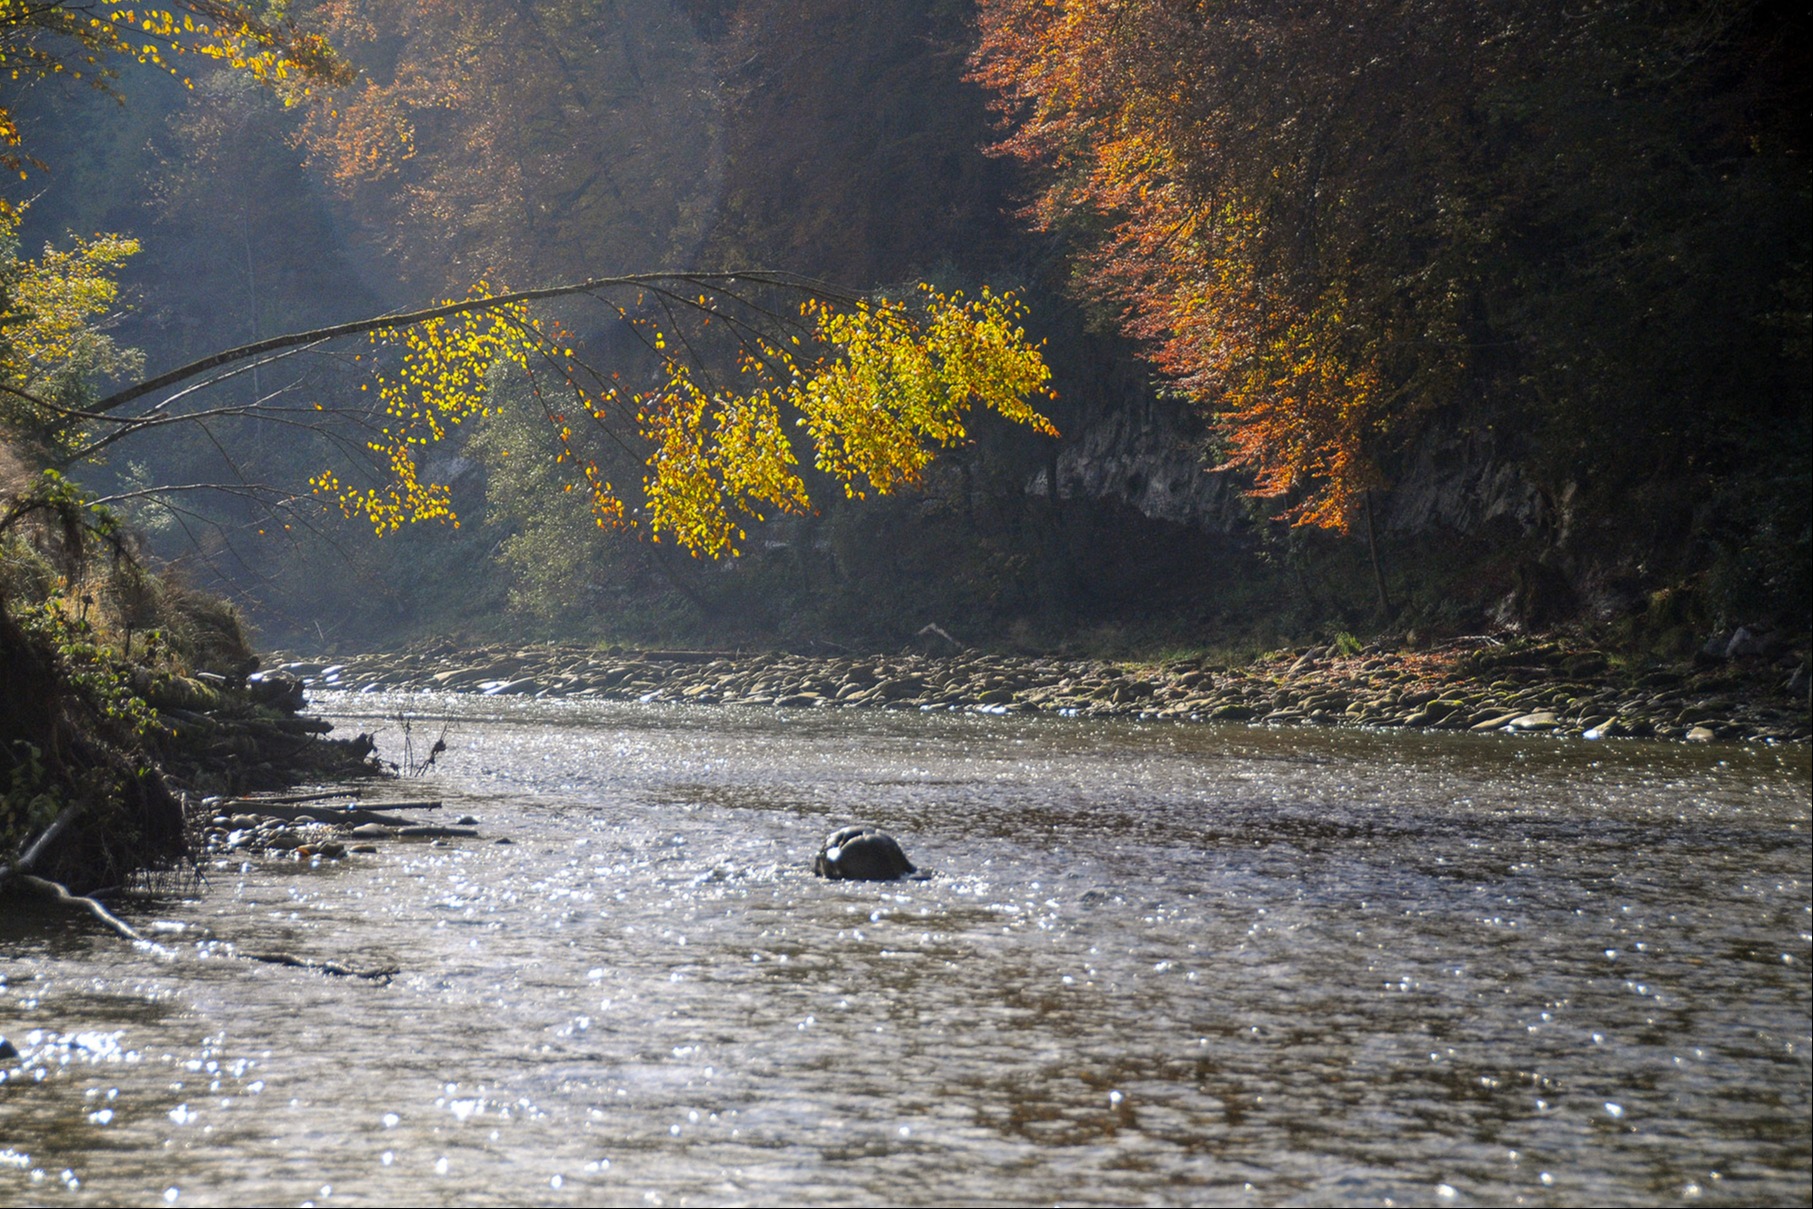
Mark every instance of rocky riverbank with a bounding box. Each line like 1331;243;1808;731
2;600;384;897
275;633;1809;744
139;667;385;798
189;792;482;863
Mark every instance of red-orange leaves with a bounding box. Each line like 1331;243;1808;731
972;0;1467;534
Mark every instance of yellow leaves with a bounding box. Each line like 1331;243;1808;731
3;230;141;373
632;285;1053;552
792;286;1055;499
638;366;808;561
316;286;537;533
313;279;1055;560
0;207;145;445
638;364;806;558
2;4;349;188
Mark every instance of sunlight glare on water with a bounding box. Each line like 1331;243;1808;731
3;693;1808;1206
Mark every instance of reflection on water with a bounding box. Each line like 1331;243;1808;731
4;695;1808;1206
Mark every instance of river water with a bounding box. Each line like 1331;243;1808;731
3;694;1808;1207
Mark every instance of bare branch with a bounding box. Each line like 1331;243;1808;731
88;270;850;417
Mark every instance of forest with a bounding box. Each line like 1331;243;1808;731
2;0;1807;660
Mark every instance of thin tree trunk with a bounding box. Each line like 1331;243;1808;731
1365;490;1392;618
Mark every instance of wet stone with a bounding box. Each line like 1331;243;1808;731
813;825;919;882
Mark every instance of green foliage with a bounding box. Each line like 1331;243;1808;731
0;740;56;861
14;593;155;735
469;366;629;621
0;208;146;456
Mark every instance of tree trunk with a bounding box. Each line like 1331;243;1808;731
1365;491;1392;619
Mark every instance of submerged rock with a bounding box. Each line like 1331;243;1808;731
813;825;919;882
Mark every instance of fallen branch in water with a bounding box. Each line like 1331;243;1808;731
243;952;398;983
213;789;361;807
9;873;174;957
10;867;397;983
0;799;86;895
217;802;443;826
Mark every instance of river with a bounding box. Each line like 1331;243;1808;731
3;693;1809;1206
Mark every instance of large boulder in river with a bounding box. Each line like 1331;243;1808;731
813;825;918;881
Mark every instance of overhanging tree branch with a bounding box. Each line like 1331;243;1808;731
53;267;1054;559
89;270;847;416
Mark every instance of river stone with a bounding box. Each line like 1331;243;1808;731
350;823;395;839
813;825;918;881
774;693;822;708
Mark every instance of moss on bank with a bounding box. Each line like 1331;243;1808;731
1;473;380;896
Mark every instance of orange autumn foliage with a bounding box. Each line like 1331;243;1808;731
971;0;1477;534
299;0;720;293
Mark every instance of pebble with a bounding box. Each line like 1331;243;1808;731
266;637;1807;746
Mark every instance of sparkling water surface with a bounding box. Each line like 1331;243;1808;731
3;694;1808;1206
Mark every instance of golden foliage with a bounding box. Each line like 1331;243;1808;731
0;207;145;446
316;283;1056;558
311;287;539;534
0;1;350;207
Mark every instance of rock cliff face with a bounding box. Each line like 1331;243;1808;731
1375;418;1557;541
1031;394;1249;532
1040;393;1556;544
